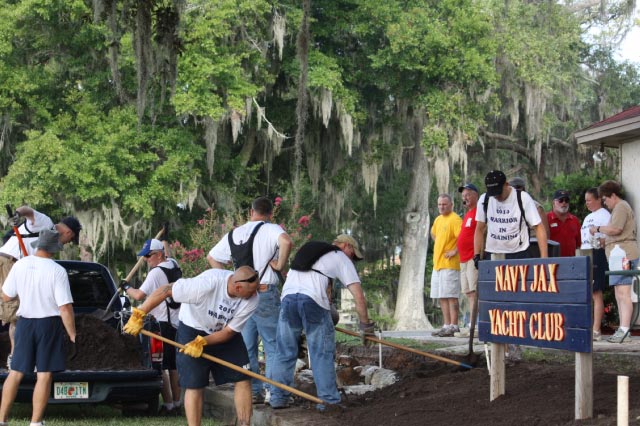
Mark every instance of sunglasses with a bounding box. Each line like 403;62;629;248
235;273;258;284
144;251;158;258
556;197;570;203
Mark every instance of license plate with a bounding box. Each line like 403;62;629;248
54;382;89;399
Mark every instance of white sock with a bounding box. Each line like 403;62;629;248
163;402;174;410
619;327;629;333
30;422;44;426
173;400;182;408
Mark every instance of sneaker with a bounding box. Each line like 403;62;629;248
270;401;290;409
264;389;270;405
438;326;457;337
158;406;175;416
431;327;445;336
454;328;470;338
607;328;631;343
252;393;265;404
593;331;602;341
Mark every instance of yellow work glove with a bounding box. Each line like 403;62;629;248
180;335;207;358
123;308;146;336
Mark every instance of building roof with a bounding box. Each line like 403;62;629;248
575;105;640;147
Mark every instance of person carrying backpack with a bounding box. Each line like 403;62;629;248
123;236;183;415
207;196;292;404
269;234;374;412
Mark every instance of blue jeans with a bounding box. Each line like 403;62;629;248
241;285;280;396
270;293;340;407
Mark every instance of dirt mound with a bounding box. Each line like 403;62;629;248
0;314;145;371
324;347;640;426
65;314;145;370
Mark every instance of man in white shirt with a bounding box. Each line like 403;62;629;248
269;234;373;411
124;265;259;426
207;196;292;403
0;229;76;426
123;238;182;415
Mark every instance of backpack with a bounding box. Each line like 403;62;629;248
291;241;341;278
483;189;529;244
2;221;40;245
228;222;265;269
156;259;183;310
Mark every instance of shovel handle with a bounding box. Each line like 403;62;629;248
335;327;473;369
140;329;325;405
5;205;28;257
123;227;166;284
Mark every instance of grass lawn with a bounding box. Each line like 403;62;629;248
6;403;223;425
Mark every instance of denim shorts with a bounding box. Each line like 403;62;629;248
176;322;250;389
609;259;639;286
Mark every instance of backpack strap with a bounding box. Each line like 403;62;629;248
228;221;265;269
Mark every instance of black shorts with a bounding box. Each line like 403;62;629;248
159;321;177;370
176;322;250;389
592;249;609;292
13;316;66;373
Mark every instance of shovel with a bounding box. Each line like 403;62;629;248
464;292;480;368
335;327;473;369
140;329;325;405
93;227;166;320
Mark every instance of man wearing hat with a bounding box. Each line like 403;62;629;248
547;190;581;257
474;170;548;261
269;234;373;411
456;183;480;336
0;229;76;426
0;207;80;370
123;238;182;415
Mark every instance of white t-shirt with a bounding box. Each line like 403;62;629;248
139;258;180;327
3;256;73;318
281;250;361;310
173;269;258;334
0;210;55;259
476;190;542;254
580;208;611;249
209;221;285;284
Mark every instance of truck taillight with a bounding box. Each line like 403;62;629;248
150;337;163;364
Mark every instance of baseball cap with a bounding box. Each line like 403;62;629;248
30;229;64;253
458;183;479;193
59;216;82;245
137;239;165;257
485;170;507;197
334;234;364;261
553;190;570;200
509;176;526;189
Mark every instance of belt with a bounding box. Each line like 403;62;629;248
0;253;17;263
258;284;274;292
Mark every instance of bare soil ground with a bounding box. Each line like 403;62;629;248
321;344;640;426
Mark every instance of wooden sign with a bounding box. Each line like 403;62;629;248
478;256;592;353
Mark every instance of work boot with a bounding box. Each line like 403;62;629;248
438;326;456;337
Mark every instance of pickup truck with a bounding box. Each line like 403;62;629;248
0;260;163;415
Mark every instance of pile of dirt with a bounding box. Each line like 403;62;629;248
322;346;640;426
0;314;144;371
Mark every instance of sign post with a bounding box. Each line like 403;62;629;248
478;256;593;420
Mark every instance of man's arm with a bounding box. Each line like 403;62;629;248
125;287;147;302
1;292;15;302
537;206;551;241
15;206;35;223
202;326;237;346
474;221;487;257
207;254;229;269
534;223;548;258
59;303;76;343
270;233;293;271
136;284;174;314
346;283;370;324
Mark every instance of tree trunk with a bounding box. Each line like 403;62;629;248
393;137;432;331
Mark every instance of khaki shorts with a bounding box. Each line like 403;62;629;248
430;269;461;299
0;256;19;324
460;260;478;294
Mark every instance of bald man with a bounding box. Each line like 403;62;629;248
124;265;259;426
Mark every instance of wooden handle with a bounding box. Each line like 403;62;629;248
140;329;325;405
123;227;166;283
335;327;473;369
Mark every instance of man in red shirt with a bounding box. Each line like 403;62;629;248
547;190;581;257
456;183;479;334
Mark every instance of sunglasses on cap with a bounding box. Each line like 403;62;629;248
144;251;159;258
556;197;570;203
235;273;258;284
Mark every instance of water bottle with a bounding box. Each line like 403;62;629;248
609;244;626;271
